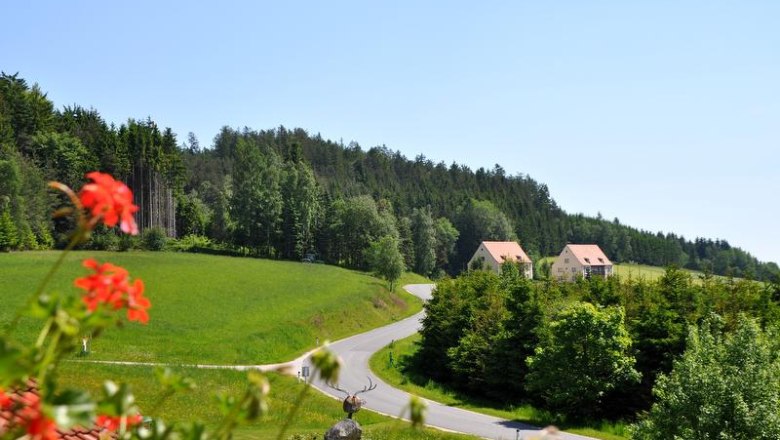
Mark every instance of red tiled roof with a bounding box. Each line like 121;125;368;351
0;383;115;440
481;241;532;264
565;244;612;266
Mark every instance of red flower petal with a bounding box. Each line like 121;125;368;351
78;172;139;235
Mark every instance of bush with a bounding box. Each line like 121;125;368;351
141;227;167;251
118;233;139;251
169;234;212;252
85;227;120;251
35;225;54;249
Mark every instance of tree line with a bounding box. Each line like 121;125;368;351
1;72;778;281
414;263;780;438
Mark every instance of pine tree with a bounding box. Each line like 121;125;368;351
0;208;18;251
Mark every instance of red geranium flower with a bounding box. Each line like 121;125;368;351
125;279;150;324
96;414;143;432
79;171;139;235
75;259;151;324
0;388;11;409
17;392;58;440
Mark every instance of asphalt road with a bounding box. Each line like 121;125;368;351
305;284;596;440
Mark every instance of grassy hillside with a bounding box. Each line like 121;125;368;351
57;363;475;439
0;251;426;364
3;250;468;438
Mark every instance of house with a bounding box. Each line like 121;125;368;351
468;241;533;278
551;244;613;282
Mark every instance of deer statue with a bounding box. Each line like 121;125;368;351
327;377;378;419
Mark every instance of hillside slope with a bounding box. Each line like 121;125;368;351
0;251;425;364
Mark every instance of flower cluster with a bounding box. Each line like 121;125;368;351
96;414;143;432
1;390;58;440
75;259;150;324
0;388;10;409
78;171;139;235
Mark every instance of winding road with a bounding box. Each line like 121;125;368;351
75;284;597;439
301;284;596;440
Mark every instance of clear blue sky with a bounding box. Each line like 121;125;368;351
2;1;778;264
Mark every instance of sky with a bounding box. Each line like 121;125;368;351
2;1;778;264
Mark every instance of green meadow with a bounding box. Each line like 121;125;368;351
2;250;470;438
0;251;427;364
538;256;706;282
57;362;476;439
370;334;629;440
613;263;698;281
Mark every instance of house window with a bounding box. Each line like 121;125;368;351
557;267;563;273
571;267;576;273
598;258;604;263
564;258;569;264
584;258;590;264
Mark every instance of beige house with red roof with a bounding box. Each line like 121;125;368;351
468;241;533;278
551;244;613;282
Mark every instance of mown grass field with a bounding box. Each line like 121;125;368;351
3;250;471;438
613;263;699;281
0;251;427;364
370;334;630;440
537;256;705;282
57;363;477;439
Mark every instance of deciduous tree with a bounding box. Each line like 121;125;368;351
632;318;780;440
367;235;405;291
526;302;640;419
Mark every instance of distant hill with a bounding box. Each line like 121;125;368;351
1;72;777;280
243;126;778;280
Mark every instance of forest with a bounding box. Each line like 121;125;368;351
415;262;780;438
1;72;778;282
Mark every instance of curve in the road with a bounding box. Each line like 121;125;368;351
304;284;596;440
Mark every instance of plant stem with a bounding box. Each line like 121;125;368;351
214;392;245;439
35;318;54;348
37;328;62;387
275;384;310;440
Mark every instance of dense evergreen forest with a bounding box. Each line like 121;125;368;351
1;72;777;281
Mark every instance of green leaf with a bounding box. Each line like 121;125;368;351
50;388;95;428
0;339;33;385
98;380;137;416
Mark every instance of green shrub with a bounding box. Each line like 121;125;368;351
169;234;212;252
118;233;139;251
89;231;120;251
141;227;168;251
35;225;54;249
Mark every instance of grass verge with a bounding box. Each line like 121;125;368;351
369;334;631;440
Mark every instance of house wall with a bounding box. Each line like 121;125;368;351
551;247;584;282
468;245;534;278
520;262;534;279
468;245;501;273
551;246;614;282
